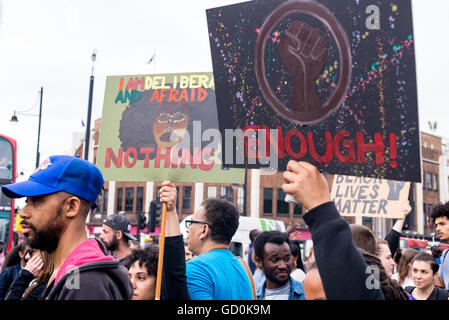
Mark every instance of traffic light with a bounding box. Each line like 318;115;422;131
149;200;162;233
138;214;147;230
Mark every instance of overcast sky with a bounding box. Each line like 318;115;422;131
0;0;447;180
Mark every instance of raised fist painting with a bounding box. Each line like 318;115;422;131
278;21;327;113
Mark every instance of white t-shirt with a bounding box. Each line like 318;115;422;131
392;273;415;288
264;282;290;300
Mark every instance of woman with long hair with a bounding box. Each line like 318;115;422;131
0;242;29;299
4;248;54;300
392;248;419;288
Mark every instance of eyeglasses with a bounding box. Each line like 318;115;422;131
25;248;37;257
185;220;209;229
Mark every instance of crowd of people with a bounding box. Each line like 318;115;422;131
0;155;448;300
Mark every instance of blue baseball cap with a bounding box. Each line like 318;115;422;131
1;155;104;209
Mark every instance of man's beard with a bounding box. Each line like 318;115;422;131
263;264;291;287
104;234;119;252
27;207;65;254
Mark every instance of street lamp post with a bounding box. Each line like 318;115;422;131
84;49;97;161
10;87;43;168
36;87;43;168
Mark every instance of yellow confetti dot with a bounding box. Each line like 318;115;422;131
392;5;397;12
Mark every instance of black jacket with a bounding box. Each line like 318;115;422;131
303;201;385;300
161;235;190;300
41;239;133;300
4;269;48;300
385;229;401;257
405;286;449;300
0;263;22;299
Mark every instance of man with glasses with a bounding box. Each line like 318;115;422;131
185;198;253;299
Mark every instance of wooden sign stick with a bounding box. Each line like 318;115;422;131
155;202;168;300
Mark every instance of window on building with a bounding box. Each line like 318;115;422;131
263;188;273;215
277;189;289;216
125;188;134;212
427;204;433;217
220;186;233;203
237;187;244;213
117;188;123;212
425;172;432;190
293;203;303;216
136;187;144;213
103;189;108;213
433;174;438;191
156;187;161;202
96;192;102;214
182;186;192;213
207;186;217;198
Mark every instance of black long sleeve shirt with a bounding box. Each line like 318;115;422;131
303;201;385;300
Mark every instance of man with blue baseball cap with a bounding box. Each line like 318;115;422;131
1;155;132;300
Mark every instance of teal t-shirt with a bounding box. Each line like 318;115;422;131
186;249;253;300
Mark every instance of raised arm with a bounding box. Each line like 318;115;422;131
159;181;190;300
282;161;384;300
385;202;411;256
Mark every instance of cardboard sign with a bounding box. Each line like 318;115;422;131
206;0;421;182
96;72;244;183
331;175;410;218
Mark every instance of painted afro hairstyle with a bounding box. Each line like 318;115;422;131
119;88;218;160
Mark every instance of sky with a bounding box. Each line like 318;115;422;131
0;0;448;181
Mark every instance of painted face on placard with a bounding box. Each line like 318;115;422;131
152;102;189;150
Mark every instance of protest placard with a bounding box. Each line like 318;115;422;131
206;0;421;182
96;72;244;183
331;174;410;218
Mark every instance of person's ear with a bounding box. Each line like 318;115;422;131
65;197;82;218
198;224;209;241
255;256;263;270
116;230;123;241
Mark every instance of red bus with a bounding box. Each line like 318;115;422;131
0;134;17;251
400;237;449;252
